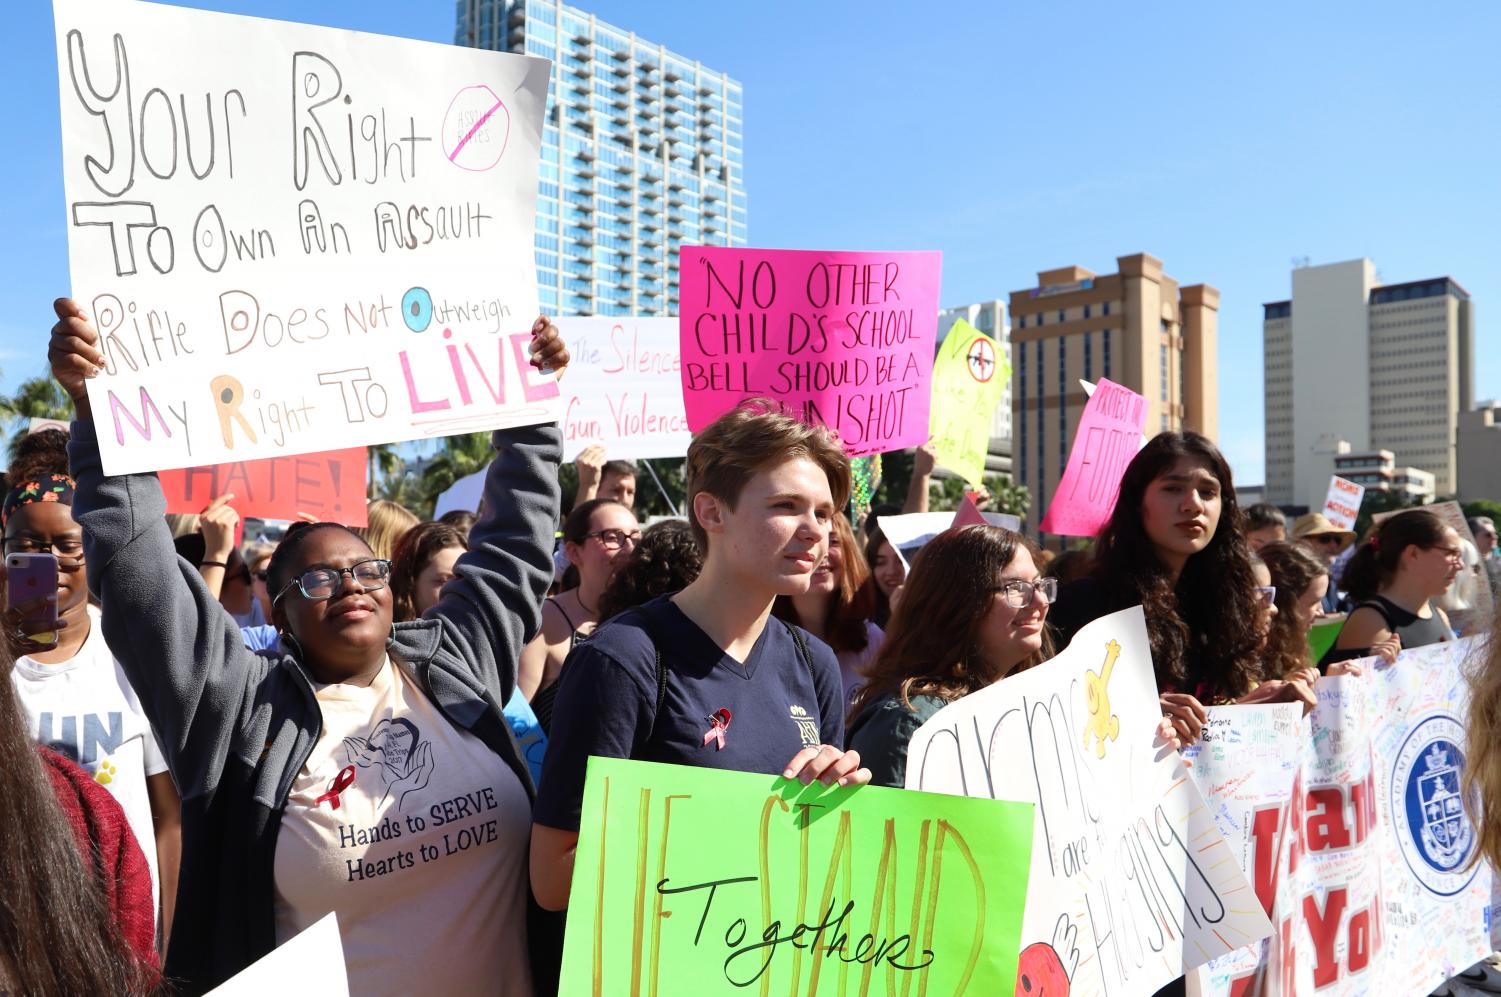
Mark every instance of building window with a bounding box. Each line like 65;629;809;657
1018;345;1027;484
1058;334;1067;473
1058;309;1065;323
1103;329;1112;378
1084;304;1091;319
1017;314;1025;329
1084;332;1092;382
1103;301;1111;316
1160;345;1168;403
1035;340;1045;506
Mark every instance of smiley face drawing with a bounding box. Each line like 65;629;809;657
1016;942;1070;996
343;717;435;809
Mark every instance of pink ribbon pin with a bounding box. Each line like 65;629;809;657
315;764;357;810
702;709;733;750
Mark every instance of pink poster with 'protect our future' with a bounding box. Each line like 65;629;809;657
678;246;941;457
1039;377;1148;537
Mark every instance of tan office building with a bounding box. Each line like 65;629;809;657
1009;253;1220;541
1262;260;1473;506
1459;402;1501;501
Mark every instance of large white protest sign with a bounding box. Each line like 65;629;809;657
558;317;690;461
54;0;554;474
906;607;1275;996
1187;641;1500;996
207;912;347;995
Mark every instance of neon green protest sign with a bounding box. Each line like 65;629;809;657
561;757;1035;995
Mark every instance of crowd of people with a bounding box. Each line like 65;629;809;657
4;301;1500;996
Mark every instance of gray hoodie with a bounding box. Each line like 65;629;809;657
69;419;564;995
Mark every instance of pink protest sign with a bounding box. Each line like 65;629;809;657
1039;377;1147;537
679;247;941;456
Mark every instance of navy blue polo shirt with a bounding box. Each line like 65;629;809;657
532;594;844;831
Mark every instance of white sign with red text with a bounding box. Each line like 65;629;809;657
1186;640;1498;997
1322;476;1365;532
558;317;690;461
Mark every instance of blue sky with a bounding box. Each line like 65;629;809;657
5;0;1497;485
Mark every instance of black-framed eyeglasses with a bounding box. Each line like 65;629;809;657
1255;585;1277;606
993;577;1057;609
253;570;269;583
273;558;391;604
583;528;641;551
4;536;85;566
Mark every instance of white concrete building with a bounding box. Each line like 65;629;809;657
1263;259;1473;507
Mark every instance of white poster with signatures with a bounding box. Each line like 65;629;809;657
53;0;555;474
905;606;1276;997
1186;640;1501;996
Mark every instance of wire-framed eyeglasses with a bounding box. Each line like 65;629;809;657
273;558;391;604
993;577;1057;609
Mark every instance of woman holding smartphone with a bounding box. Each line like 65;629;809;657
2;429;181;953
49;298;571;995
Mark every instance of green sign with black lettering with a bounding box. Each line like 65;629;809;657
561;757;1034;995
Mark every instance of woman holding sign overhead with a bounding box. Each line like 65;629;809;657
1049;432;1316;746
49;298;570;995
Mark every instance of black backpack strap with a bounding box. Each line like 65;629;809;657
780;619;814;681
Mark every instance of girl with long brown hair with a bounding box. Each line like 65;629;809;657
846;525;1056;787
774;511;881;700
1049;432;1314;746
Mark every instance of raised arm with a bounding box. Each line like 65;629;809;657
52;298;263;799
423;319;569;704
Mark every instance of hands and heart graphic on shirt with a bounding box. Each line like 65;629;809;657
342;717;436;809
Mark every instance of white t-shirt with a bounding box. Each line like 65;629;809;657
11;605;169;913
274;658;533;996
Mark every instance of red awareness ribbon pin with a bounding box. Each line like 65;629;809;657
315;764;357;810
702;709;733;750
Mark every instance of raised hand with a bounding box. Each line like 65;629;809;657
47;298;105;418
199;495;240;563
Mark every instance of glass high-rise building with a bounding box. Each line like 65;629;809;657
455;0;747;317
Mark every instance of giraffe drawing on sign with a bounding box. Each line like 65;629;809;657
1082;639;1121;759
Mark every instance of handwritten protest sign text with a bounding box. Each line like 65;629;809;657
679;248;941;456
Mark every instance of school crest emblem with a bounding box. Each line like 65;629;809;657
1391;714;1478;896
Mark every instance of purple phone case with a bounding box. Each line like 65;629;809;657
6;553;59;633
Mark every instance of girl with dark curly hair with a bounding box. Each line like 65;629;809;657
595;519;703;622
1049;431;1315;746
1258;542;1367;681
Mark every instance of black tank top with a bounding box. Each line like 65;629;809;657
1319;594;1450;669
530;597;588;734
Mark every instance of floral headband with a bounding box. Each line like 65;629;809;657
2;473;76;526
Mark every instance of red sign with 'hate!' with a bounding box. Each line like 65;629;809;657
158;448;368;525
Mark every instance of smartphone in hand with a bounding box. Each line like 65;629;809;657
6;552;59;646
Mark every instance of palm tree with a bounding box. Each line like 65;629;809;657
0;373;76;464
367;443;403;500
420;433;495;512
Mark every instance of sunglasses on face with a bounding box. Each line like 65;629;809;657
1311;534;1344;546
1255;585;1277;606
273;558;391;604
